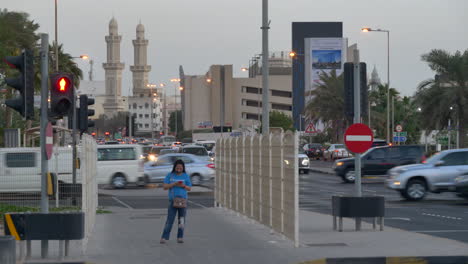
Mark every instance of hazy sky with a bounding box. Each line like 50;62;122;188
3;0;467;96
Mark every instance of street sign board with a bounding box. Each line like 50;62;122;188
46;122;53;160
304;123;319;134
393;136;407;142
396;125;403;132
393;132;407;137
344;123;374;153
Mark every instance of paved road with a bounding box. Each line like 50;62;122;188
300;170;468;244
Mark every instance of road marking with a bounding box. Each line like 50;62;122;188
417;230;468;233
346;135;372;141
386;217;411;221
112;196;133;209
188;199;207;209
422;213;462;220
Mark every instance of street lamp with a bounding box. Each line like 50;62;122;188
362;27;391;143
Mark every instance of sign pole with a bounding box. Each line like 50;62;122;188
39;33;49;258
353;49;361;198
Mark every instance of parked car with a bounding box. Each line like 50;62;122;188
334;145;425;183
179;145;213;162
386;148;468;200
323;144;351;161
144;153;215;185
298;149;310;174
303;143;324;160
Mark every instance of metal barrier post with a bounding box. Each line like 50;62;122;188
0;236;16;264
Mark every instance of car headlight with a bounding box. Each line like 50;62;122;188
301;159;310;166
455;175;468;183
336;162;344;167
148;154;156;161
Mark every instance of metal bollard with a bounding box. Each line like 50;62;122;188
0;236;16;264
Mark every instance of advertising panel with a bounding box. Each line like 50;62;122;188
304;38;347;105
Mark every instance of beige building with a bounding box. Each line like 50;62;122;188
181;52;293;131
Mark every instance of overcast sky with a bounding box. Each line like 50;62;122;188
3;0;467;96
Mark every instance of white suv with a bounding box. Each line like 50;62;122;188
323;144;351;161
386;149;468;200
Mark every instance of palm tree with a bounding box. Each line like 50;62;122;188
369;84;399;139
414;49;468;147
304;70;346;143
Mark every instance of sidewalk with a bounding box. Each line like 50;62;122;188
23;206;468;264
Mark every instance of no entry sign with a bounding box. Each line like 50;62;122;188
344;123;374;154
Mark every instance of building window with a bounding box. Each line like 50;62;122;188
145;124;149;128
152;114;156;118
145;103;149;109
133;113;137;118
133;103;137;109
138;124;142;128
243;99;261;107
140;94;144;98
139;114;143;118
272;103;292;111
271;90;292;98
145;114;149;118
242;112;260;120
139;105;143;109
244;86;261;94
148;94;152;98
128;104;131;109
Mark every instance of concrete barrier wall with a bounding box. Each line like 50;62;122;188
216;132;299;246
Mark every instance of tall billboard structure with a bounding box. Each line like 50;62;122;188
292;22;342;130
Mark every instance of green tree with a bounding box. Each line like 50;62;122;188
269;110;294;131
414;49;468;147
304;70;347;143
49;43;83;88
169;110;183;135
368;84;399;140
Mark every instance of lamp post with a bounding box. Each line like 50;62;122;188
362;27;390;143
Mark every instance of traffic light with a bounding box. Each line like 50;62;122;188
344;62;368;120
50;73;74;118
4;49;35;119
78;94;95;133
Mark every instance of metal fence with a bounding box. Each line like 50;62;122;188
215;131;299;246
79;134;98;253
0;134;98;253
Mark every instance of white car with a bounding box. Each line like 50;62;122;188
323;144;351;161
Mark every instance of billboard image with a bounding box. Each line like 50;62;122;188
312;50;342;69
305;38;347;103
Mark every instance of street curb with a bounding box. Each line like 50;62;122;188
309;168;335;175
299;256;468;264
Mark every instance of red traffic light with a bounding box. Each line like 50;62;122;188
105;132;110;136
57;77;70;92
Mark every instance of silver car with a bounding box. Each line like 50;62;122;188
144;153;215;185
386;149;468;200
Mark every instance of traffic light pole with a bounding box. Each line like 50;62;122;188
72;90;77;206
353;49;362;231
39;33;50;258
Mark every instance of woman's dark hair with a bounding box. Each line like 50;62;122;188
171;159;186;173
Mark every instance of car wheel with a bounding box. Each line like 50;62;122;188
191;174;202;186
136;175;149;187
112;173;127;189
403;179;427;201
342;168;355;183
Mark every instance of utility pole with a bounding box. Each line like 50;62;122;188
353;49;362;231
40;33;50;258
261;0;270;135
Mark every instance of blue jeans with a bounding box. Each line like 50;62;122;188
161;202;187;240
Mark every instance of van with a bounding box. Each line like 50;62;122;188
97;144;146;188
0;147;74;193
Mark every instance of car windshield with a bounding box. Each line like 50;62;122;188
182;147;208;156
425;152;442;164
334;144;345;149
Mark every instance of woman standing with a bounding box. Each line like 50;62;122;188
160;159;192;244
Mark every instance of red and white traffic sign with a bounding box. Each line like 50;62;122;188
304;123;319;134
395;124;403;132
46;122;53;160
344;123;374;154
